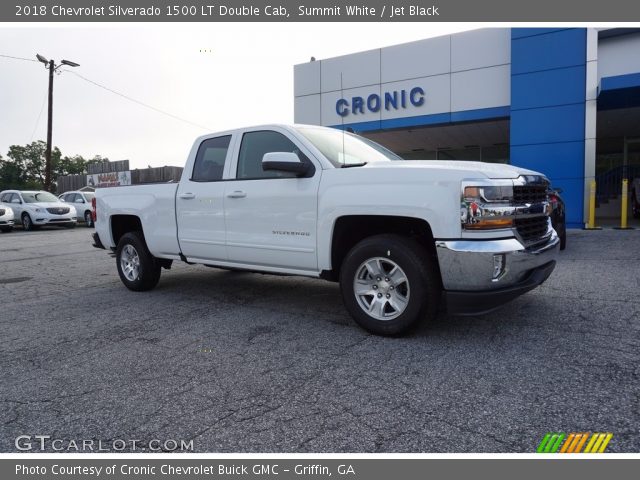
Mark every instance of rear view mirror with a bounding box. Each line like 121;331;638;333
262;152;310;177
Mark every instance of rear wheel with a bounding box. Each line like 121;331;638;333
339;234;440;336
116;232;161;291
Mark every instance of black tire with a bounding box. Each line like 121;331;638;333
632;190;640;219
21;213;34;231
116;231;161;291
339;234;440;336
559;224;567;251
84;211;94;228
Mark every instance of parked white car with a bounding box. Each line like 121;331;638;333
0;205;14;233
59;190;95;227
0;190;77;230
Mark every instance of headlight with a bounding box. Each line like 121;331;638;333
461;184;514;230
463;186;513;203
5;207;13;215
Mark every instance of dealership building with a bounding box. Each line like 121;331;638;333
294;28;640;228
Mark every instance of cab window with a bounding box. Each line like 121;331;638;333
236;130;310;180
191;135;231;182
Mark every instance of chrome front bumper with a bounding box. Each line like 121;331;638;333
435;227;559;315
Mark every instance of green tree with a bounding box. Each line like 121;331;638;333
0;142;108;192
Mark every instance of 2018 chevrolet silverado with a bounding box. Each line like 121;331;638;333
93;125;559;335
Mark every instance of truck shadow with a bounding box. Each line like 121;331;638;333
154;266;525;337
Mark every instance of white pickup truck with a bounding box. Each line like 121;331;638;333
93;124;559;335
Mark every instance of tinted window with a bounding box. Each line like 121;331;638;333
192;135;231;182
237;131;307;180
0;193;11;203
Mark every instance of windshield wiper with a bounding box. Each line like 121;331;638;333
341;162;368;168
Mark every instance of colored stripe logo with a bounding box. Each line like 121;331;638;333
537;432;613;453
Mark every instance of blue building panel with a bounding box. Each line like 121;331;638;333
510;28;587;228
511;66;586;111
598;72;640;111
510;28;569;39
511;142;585;227
511;29;587;75
510;104;586;146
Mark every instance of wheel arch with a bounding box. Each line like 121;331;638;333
324;215;440;281
110;214;145;247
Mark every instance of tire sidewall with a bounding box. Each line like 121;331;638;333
340;236;434;335
116;232;160;291
85;211;93;227
22;213;32;231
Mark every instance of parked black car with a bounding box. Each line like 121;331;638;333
548;188;566;250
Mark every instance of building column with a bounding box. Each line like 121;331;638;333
584;28;598;226
510;28;588;229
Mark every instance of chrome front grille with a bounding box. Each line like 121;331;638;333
513;185;548;204
47;207;70;215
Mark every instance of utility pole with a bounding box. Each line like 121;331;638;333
36;54;80;192
45;59;54;191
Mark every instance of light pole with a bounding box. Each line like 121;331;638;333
36;54;80;191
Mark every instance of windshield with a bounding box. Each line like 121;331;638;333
296;127;402;166
22;191;59;203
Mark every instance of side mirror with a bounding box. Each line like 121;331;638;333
262;152;310;177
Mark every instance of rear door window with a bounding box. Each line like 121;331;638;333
191;135;232;182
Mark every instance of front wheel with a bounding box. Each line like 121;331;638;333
84;211;94;228
22;213;34;231
632;190;640;219
559;224;567;251
116;232;161;291
339;234;440;336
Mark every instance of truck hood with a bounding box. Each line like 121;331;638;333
367;160;545;180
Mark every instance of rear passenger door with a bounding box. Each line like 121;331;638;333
176;135;235;262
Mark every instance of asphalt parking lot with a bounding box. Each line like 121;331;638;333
0;226;638;453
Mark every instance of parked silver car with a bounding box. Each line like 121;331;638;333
59;191;95;227
0;190;77;230
0;205;14;233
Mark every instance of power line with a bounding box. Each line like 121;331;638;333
0;53;38;63
29;90;48;143
65;70;212;132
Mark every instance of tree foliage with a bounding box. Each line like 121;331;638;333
0;141;108;192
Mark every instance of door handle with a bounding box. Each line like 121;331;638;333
178;192;196;200
227;191;247;198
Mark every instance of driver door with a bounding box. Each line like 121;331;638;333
224;129;321;272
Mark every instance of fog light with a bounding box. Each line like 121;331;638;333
492;254;506;281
